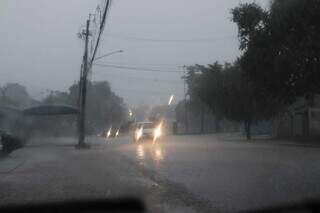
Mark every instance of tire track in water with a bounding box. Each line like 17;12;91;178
118;152;221;213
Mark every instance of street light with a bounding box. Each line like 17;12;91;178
93;50;124;62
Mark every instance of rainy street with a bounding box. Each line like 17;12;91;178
1;135;320;212
1;1;320;213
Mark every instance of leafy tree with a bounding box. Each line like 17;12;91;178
72;81;127;132
220;63;265;140
232;0;320;105
271;0;320;103
231;0;320;137
231;3;269;51
185;63;223;133
0;83;34;108
40;81;128;135
42;91;71;105
185;62;277;140
175;100;187;129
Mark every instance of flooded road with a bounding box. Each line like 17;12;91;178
1;135;320;212
110;134;320;212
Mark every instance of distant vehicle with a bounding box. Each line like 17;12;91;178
133;121;162;142
101;128;119;139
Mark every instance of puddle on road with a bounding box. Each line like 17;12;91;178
135;142;165;165
0;158;25;173
137;144;145;160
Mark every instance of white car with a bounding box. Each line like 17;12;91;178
134;122;162;142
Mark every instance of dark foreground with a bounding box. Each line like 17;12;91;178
1;135;320;213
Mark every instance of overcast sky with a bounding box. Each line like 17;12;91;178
0;0;269;107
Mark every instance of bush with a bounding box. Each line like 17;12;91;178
1;133;25;154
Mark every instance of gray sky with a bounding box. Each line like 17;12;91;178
0;0;269;107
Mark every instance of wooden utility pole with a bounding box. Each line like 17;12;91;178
77;19;90;148
76;1;112;148
183;67;189;134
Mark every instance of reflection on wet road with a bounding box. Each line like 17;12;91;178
136;142;165;163
112;134;320;212
137;144;144;160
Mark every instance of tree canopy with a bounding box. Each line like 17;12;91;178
0;83;35;108
0;81;128;136
185;62;278;139
232;0;320;105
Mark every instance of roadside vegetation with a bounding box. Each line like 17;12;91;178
0;81;128;153
178;0;320;140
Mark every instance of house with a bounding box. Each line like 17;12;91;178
276;95;320;138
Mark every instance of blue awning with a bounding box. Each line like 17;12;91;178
0;106;21;117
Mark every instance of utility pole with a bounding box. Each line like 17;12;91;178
76;0;112;148
183;66;189;134
77;19;90;148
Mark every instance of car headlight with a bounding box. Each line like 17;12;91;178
107;128;112;138
153;124;162;141
135;128;143;140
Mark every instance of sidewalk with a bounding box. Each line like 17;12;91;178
0;136;198;213
0;155;24;173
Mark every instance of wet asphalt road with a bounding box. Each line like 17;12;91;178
112;135;320;212
1;135;320;212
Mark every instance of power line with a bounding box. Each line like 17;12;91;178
114;87;183;96
101;61;183;67
90;0;112;64
93;72;181;83
103;61;223;67
106;33;236;43
93;63;184;73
